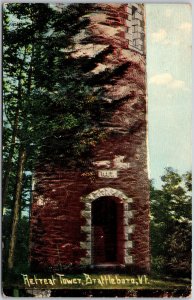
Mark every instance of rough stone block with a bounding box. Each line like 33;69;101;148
124;210;134;219
80;241;91;249
134;12;143;21
126;197;133;203
132;19;141;27
137;26;144;33
123;232;129;240
88;193;96;200
125;32;133;42
80;257;91;265
131;3;139;10
136;39;143;46
123;203;129;210
125;224;135;234
130;45;143;54
126;5;132;14
127;15;132;22
81;226;91;234
99;189;108;197
81;211;91;219
133;32;141;39
125;240;133;248
124;255;133;264
85;218;91;226
126;19;131;27
124;248;131;256
123;218;129;225
84;203;91;211
86;234;91;241
85;250;91;257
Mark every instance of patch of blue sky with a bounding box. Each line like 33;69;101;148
146;4;192;187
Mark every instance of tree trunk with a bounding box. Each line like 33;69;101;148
6;44;34;270
2;105;19;209
2;48;27;209
7;146;27;271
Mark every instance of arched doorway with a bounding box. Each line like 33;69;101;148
80;187;134;266
91;196;124;264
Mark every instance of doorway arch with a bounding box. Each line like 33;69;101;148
80;187;134;265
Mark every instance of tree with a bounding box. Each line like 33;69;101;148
3;3;55;271
3;2;104;272
150;168;192;277
3;3;137;273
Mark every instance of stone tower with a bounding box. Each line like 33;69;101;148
30;3;150;273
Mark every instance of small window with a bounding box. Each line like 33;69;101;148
132;6;137;20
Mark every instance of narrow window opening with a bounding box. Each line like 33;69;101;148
132;6;137;20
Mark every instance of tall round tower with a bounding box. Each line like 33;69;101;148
30;3;150;273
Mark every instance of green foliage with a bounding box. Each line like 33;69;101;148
150;168;192;277
3;3;109;169
3;3;110;274
3;215;30;276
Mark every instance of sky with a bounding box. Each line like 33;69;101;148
146;4;192;187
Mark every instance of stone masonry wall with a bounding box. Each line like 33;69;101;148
30;3;150;273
